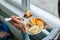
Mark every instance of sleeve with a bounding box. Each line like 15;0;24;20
1;22;10;32
22;32;30;40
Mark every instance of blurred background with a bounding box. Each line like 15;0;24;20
0;0;60;40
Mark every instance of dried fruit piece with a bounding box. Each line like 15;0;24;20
30;18;36;25
24;10;32;18
36;20;42;27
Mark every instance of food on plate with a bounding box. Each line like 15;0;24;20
36;18;42;28
30;18;36;25
26;18;43;35
24;10;32;18
29;18;42;27
28;25;41;34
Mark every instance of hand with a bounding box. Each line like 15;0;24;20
11;16;26;32
43;21;50;29
37;18;50;29
0;31;10;38
41;20;50;29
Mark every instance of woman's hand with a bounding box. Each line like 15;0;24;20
40;19;50;29
37;18;50;29
0;31;10;38
11;16;26;32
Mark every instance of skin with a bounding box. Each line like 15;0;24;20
11;16;50;32
0;31;10;38
11;16;26;32
0;16;49;38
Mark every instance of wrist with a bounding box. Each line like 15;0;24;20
21;29;26;32
18;24;26;32
19;27;26;32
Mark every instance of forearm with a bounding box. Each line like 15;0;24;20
22;32;30;40
46;25;57;32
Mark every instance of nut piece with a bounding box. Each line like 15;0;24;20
24;10;32;18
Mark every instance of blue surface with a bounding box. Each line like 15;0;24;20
0;22;10;40
1;22;10;32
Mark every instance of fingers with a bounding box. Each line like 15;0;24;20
11;20;26;32
11;16;23;24
0;32;6;38
17;18;22;21
11;15;26;32
11;16;20;23
44;22;50;29
3;32;11;36
11;20;20;28
0;32;11;38
11;20;24;29
11;15;22;20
